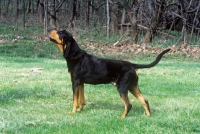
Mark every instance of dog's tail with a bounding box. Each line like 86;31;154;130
133;48;171;69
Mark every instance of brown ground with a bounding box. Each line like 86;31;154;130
82;42;200;60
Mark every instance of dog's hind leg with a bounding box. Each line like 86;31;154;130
119;94;132;118
116;71;134;118
129;85;150;116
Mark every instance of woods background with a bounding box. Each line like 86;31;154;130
0;0;200;47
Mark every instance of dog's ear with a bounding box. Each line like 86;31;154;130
60;30;76;58
61;30;72;58
63;41;71;58
57;30;72;42
61;30;73;41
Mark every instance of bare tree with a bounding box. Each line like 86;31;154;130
12;0;18;22
50;0;56;28
0;0;199;45
120;9;126;37
190;2;200;42
0;0;2;20
110;0;118;35
0;0;10;22
142;0;160;45
89;1;107;30
106;0;110;37
22;0;25;30
26;0;34;14
84;0;90;29
120;0;139;44
37;0;44;24
44;0;48;35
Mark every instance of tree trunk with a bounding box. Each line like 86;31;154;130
143;30;152;45
26;0;31;14
106;0;110;37
142;0;158;45
1;0;11;18
190;3;200;42
31;0;34;14
130;18;138;44
70;0;77;29
120;0;138;43
22;0;25;30
85;0;90;30
50;0;56;29
143;14;158;44
0;0;1;20
120;9;126;37
129;0;139;44
178;0;188;44
44;0;48;36
110;1;118;35
38;0;44;24
12;0;18;21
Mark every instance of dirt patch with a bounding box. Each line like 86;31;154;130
17;68;43;77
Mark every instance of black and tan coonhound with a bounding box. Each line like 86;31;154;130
49;29;170;118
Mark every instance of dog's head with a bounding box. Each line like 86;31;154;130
49;29;74;54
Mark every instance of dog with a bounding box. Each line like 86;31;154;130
49;29;170;118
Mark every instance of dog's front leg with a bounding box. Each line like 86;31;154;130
68;79;80;114
68;85;79;114
77;84;85;111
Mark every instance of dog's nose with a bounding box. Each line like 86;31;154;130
48;28;57;33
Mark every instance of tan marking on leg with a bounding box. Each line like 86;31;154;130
130;86;150;116
120;95;131;118
77;84;86;111
68;87;79;114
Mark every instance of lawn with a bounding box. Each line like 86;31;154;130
0;24;200;133
0;55;200;134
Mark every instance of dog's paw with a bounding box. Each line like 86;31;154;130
76;108;82;112
68;111;76;115
120;114;126;119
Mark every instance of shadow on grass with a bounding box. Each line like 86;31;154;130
85;100;148;117
0;88;56;102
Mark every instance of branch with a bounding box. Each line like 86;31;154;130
119;0;132;13
187;3;200;13
89;2;106;10
56;0;65;12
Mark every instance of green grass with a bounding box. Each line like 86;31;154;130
1;56;200;134
0;24;200;133
0;24;61;59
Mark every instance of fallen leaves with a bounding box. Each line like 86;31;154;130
81;42;200;58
